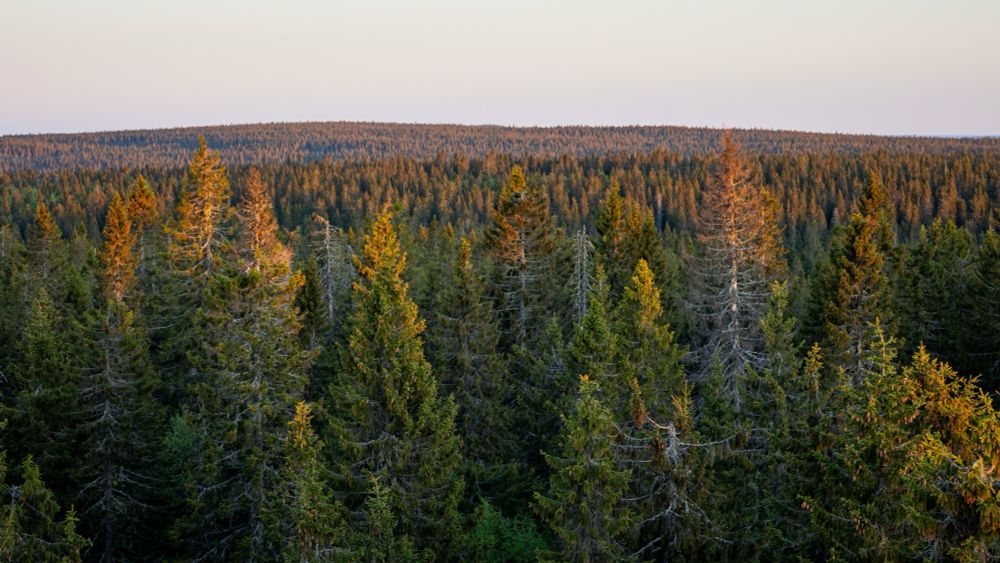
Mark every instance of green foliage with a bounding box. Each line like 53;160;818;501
2;134;1000;560
807;171;896;379
0;456;89;562
535;376;632;562
325;207;463;558
464;500;547;563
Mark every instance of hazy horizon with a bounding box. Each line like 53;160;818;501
3;120;999;140
3;0;999;137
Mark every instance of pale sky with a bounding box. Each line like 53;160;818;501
2;0;998;136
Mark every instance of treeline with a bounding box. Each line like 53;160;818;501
0;135;999;561
3;121;999;172
3;146;999;278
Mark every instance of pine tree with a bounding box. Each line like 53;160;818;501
690;132;784;410
484;165;560;349
325;206;463;556
807;171;895;380
178;169;311;560
534;376;632;562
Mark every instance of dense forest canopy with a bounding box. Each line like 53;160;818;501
1;128;999;561
3;121;999;172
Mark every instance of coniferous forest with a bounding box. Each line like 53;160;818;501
2;126;1000;562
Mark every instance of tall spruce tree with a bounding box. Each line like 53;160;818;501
535;376;632;562
427;237;518;504
155;135;232;395
76;192;163;561
325;206;463;557
177;169;311;560
484;165;560;350
807;171;896;380
689;132;784;410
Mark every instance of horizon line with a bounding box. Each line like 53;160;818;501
3;120;998;140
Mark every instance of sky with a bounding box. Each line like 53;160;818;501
1;0;998;136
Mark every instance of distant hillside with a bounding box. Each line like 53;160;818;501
2;122;997;173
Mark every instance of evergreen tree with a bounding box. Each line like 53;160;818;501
23;201;67;300
325;206;463;557
690;132;784;410
894;219;974;369
154;135;232;393
566;265;623;406
0;224;24;387
125;175;158;278
268;402;349;562
535;376;632;562
484;166;560;349
3;288;83;501
76;193;163;561
178;169;311;560
569;228;594;326
616;258;685;420
427;237;518;505
967;229;1000;389
807;171;896;380
836;328;1000;559
1;456;88;562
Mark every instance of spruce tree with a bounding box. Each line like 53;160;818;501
566;264;623;406
268;402;349;562
535;376;631;562
689;132;784;410
125;175;159;279
616;258;685;420
967;229;1000;389
178;169;311;560
3;288;83;502
427;237;517;504
484;165;560;350
75;192;163;561
325;206;463;557
2;457;88;562
807;171;896;380
154;135;232;393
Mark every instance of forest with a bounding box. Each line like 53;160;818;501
1;129;999;561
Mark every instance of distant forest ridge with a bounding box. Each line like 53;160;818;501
3;121;999;173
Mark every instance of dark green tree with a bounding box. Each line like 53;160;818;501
807;171;896;380
325;206;463;557
427;237;518;505
177;169;311;560
535;376;632;562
